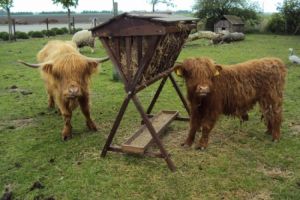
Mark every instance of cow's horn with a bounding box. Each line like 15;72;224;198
18;60;41;68
87;56;110;63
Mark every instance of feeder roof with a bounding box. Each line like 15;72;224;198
90;12;198;37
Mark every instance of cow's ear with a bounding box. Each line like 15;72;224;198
42;63;53;74
174;64;183;77
87;61;99;74
214;64;222;76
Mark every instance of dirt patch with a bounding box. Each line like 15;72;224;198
6;85;33;96
0;118;34;131
257;164;293;179
290;124;300;136
221;189;272;200
250;190;272;200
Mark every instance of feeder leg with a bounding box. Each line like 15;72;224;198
101;94;131;157
169;74;190;115
132;95;176;171
146;76;168;115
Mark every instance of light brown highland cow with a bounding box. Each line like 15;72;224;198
175;57;286;150
19;40;109;140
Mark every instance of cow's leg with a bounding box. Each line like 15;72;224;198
259;100;272;135
79;95;97;131
61;110;72;141
181;109;200;147
195;119;216;150
48;95;55;109
269;105;282;142
259;97;282;140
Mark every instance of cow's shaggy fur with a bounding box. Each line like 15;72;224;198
21;40;103;140
175;57;286;149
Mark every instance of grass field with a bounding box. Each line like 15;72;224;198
0;34;300;199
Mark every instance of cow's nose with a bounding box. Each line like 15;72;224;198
68;86;79;96
197;85;210;96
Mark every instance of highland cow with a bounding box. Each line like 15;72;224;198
175;57;286;149
19;40;109;140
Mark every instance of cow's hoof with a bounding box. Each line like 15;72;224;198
181;143;191;148
87;121;98;131
181;141;192;148
62;135;72;141
195;145;206;151
265;130;271;135
272;138;279;143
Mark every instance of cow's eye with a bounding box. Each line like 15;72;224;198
53;73;61;80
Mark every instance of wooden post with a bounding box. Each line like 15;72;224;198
12;18;16;41
112;2;120;81
72;16;75;33
46;18;49;37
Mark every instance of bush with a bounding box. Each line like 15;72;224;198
30;31;44;38
27;31;34;37
15;31;29;39
50;27;59;33
41;30;56;37
55;29;64;35
60;27;68;34
266;13;286;34
0;32;9;41
72;28;83;34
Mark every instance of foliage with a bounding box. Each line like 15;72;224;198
11;11;33;15
52;0;78;9
147;0;174;12
72;27;83;33
0;31;9;40
265;0;300;34
30;31;44;38
60;27;69;34
0;0;13;41
0;0;13;9
81;10;112;14
52;0;79;33
266;13;286;34
39;11;75;14
193;0;261;30
15;31;29;39
279;0;300;34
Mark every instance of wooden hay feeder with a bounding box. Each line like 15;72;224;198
91;13;197;171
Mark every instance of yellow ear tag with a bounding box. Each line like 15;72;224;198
214;70;220;76
175;68;182;77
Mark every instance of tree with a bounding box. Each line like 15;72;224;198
0;0;13;41
147;0;174;12
193;0;260;30
279;0;300;34
52;0;78;33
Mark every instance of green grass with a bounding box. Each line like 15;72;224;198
0;34;300;199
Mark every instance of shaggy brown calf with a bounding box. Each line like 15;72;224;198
19;40;109;140
175;57;286;149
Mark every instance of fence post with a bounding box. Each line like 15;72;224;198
72;16;75;33
12;18;16;41
112;2;120;81
46;18;49;37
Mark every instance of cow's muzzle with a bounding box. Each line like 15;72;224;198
196;85;210;96
67;85;81;99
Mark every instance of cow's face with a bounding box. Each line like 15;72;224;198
175;57;222;97
41;60;99;99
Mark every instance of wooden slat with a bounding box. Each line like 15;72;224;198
122;110;178;154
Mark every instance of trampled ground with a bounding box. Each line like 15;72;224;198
0;34;300;199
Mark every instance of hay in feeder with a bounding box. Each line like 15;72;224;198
107;24;190;86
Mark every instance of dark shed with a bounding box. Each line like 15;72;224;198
214;15;244;33
90;13;197;171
